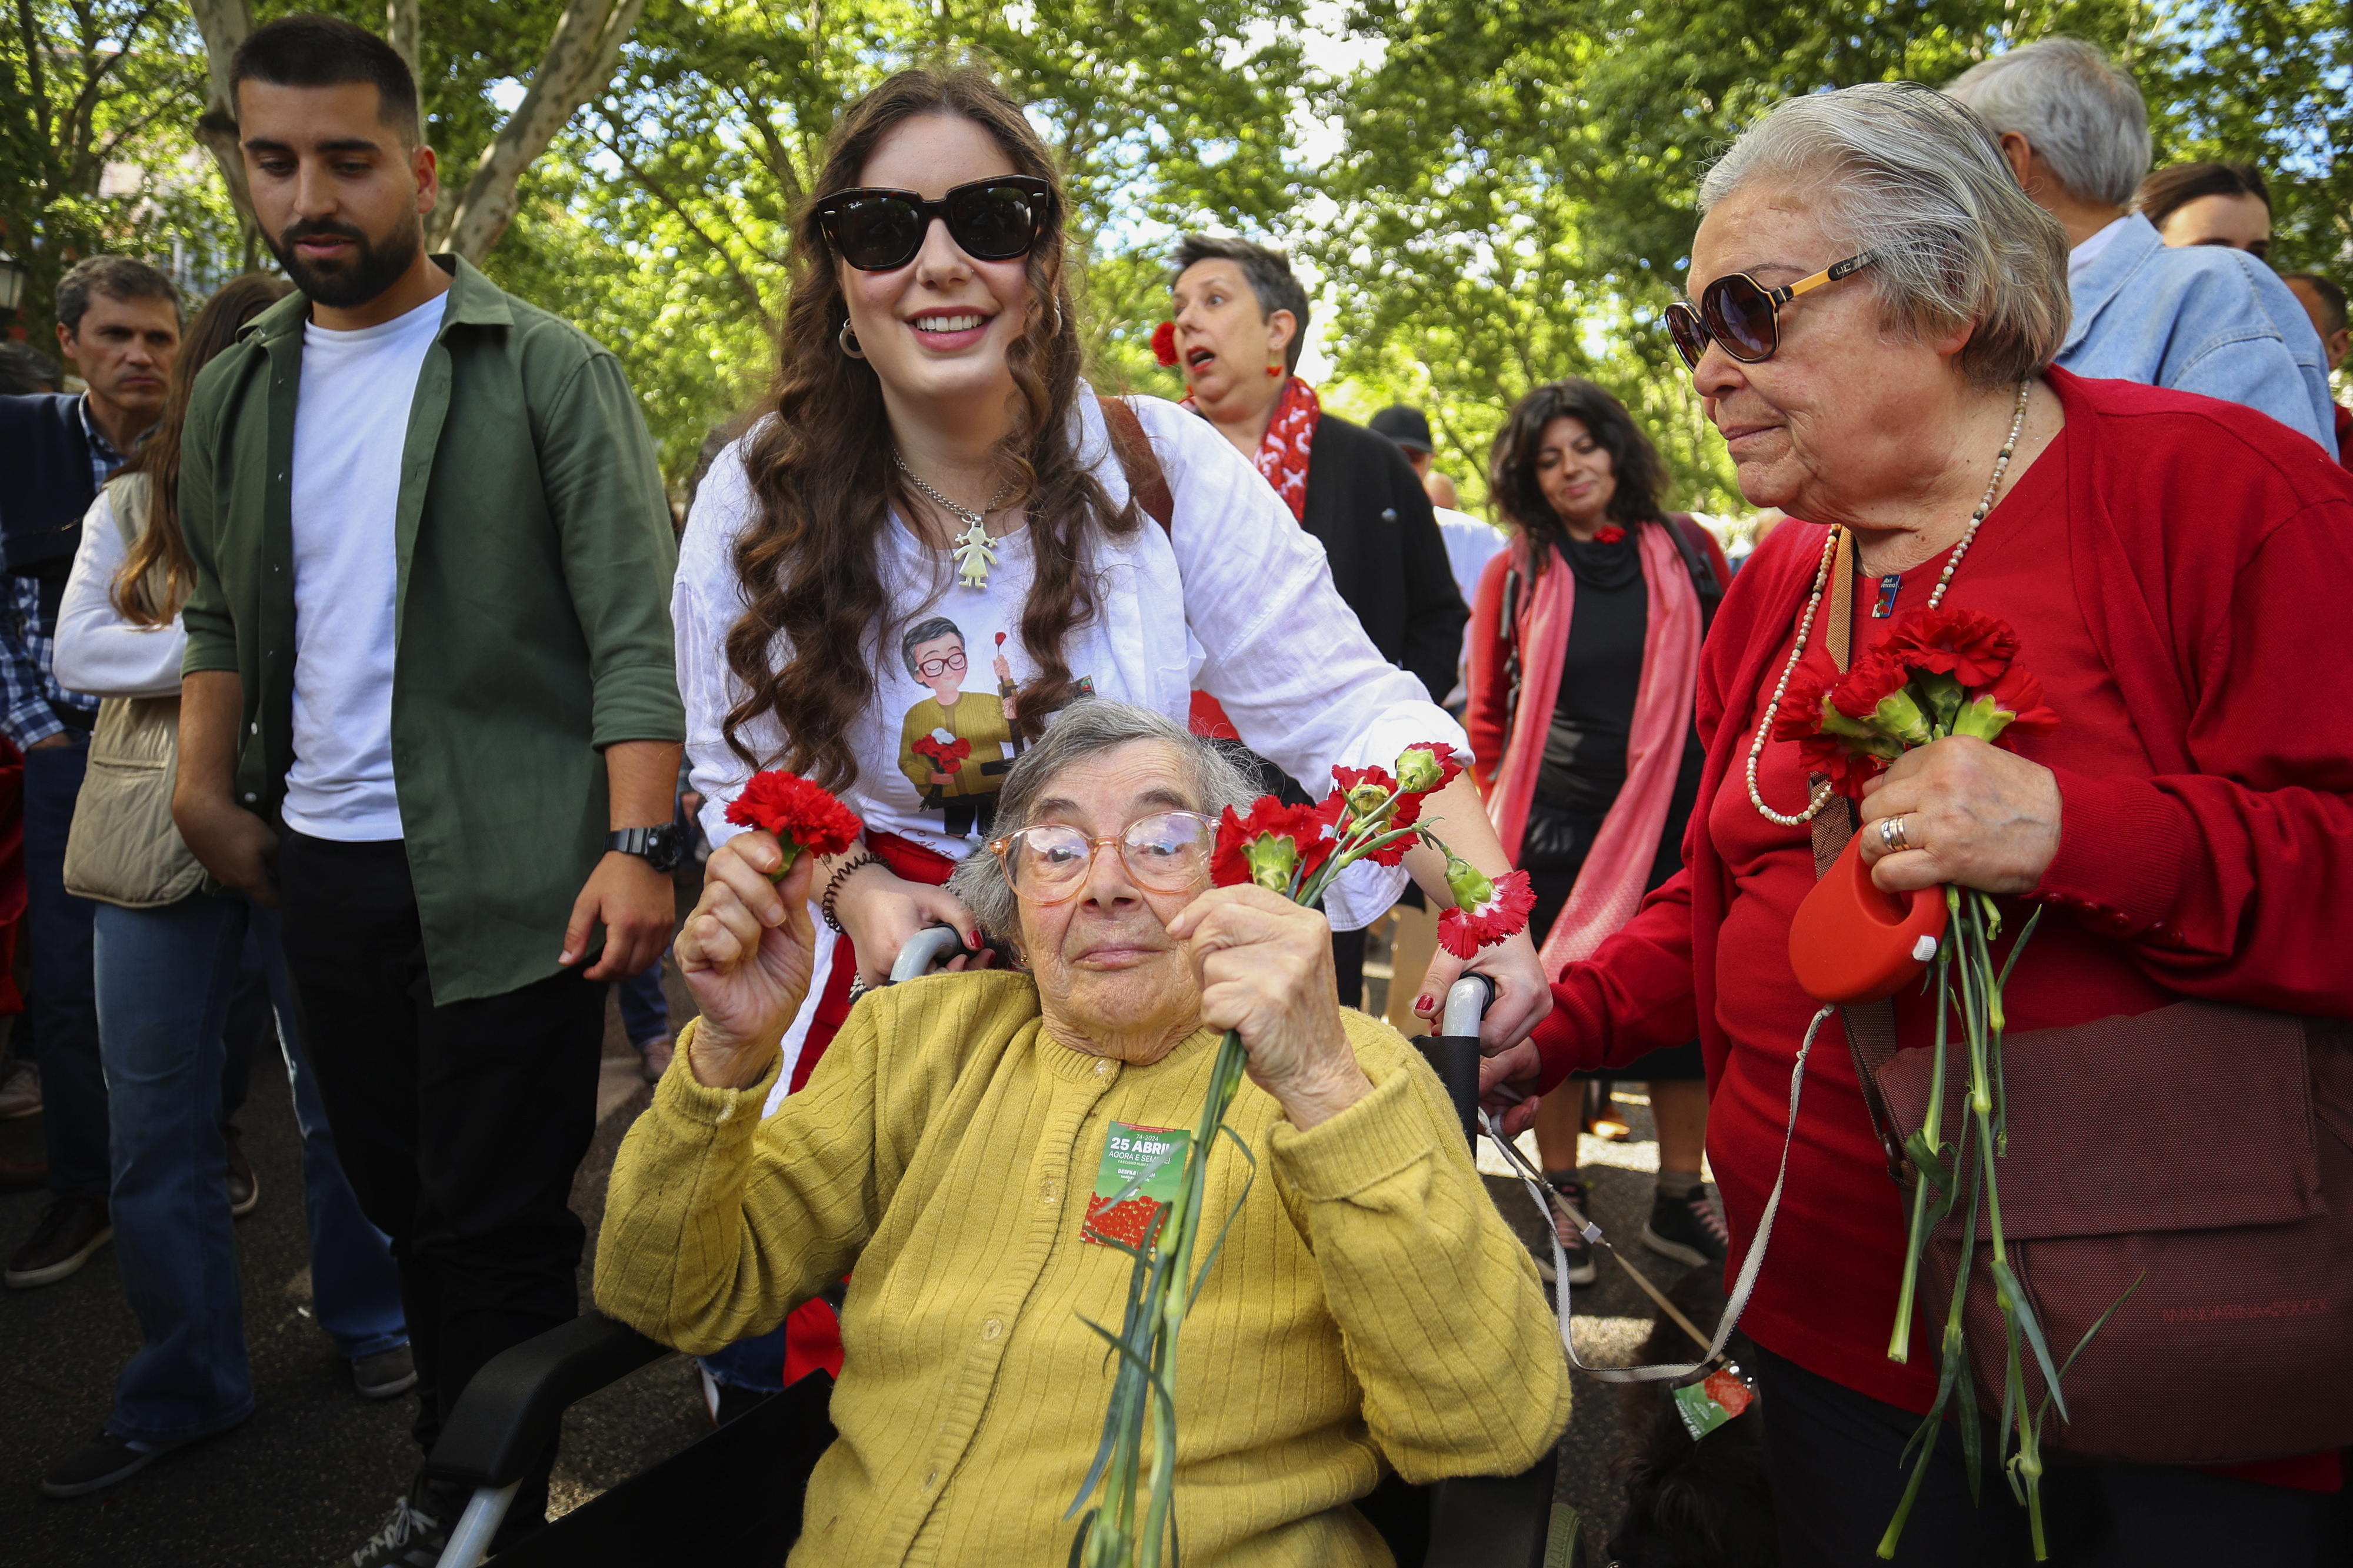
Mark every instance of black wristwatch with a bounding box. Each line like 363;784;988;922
607;823;686;875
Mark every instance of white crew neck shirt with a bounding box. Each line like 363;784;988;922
2068;215;2129;284
282;292;448;841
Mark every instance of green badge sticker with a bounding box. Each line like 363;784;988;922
1669;1365;1756;1440
1082;1120;1191;1250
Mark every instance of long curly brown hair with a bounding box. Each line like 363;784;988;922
722;65;1137;789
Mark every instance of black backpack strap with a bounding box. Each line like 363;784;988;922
1662;512;1724;635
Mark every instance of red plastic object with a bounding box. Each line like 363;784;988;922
1787;833;1948;1004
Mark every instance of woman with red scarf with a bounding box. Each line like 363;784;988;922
1465;379;1730;1289
1481;84;2353;1566
1162;233;1467;1007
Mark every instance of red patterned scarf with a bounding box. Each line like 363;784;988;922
1185;375;1322;522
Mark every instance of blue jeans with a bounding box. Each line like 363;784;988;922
95;892;407;1444
23;738;107;1198
615;958;669;1048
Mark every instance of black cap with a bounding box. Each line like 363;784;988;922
1367;405;1434;453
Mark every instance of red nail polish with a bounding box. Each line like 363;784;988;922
1415;993;1435;1015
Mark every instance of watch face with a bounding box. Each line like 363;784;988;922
641;823;685;873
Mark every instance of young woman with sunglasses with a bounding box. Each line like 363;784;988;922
1484;82;2353;1566
1464;379;1731;1291
672;65;1547;1101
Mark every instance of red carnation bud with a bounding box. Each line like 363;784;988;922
1151;321;1179;368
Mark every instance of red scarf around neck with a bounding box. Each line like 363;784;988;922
1185;375;1322;522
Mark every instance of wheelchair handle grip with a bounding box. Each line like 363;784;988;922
889;924;966;985
1441;973;1495;1040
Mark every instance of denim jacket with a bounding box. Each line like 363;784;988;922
2057;214;2332;451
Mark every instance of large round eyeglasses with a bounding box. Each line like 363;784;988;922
986;811;1215;906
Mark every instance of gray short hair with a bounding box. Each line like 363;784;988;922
55;256;180;338
1170;234;1311;373
1697;82;2070;391
946;700;1257;945
1946;37;2151;208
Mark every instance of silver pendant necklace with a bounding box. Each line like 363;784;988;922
894;451;1015;591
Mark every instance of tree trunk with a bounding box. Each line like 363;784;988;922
427;0;647;262
385;0;422;94
188;0;257;233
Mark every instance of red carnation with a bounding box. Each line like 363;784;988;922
1437;865;1538;958
1393;742;1465;798
1985;665;2059;740
1211;795;1342;893
1151;321;1179;368
1593;525;1627;544
912;733;972;770
1798;731;1892;799
1332;764;1424;865
1827;647;1911;723
1769;645;1842;745
1883;605;2018;690
725;770;863;875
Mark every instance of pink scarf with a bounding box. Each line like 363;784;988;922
1487;520;1704;978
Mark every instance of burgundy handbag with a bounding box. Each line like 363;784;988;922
1805;534;2353;1465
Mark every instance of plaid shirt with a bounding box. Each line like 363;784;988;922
0;396;117;748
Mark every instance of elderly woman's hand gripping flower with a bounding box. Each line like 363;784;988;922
1166;886;1371;1132
1857;736;2064;897
674;831;821;1092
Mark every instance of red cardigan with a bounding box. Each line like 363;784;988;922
1532;369;2353;1429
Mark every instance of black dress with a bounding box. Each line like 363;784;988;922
1518;526;1705;1081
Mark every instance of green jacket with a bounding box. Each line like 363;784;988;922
179;257;685;1003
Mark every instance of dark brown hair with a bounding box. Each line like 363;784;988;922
723;65;1133;788
1487;379;1671;569
116;273;294;625
2136;159;2269;231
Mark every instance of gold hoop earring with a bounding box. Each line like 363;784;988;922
838;320;866;359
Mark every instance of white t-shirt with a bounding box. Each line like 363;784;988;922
675;391;1469;1094
2069;215;2129;284
281;292;447;840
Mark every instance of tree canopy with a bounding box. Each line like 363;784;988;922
5;0;2345;501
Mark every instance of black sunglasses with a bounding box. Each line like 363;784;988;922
814;176;1056;272
1665;251;1878;369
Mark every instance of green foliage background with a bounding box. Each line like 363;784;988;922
6;0;2347;511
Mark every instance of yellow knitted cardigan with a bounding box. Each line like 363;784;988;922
594;970;1571;1567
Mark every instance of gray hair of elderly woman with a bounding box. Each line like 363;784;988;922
946;700;1258;946
1696;81;2071;391
1947;37;2152;208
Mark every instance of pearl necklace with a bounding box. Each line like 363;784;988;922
893;452;1015;590
1745;381;2032;828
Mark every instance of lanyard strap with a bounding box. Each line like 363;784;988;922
1486;1003;1832;1383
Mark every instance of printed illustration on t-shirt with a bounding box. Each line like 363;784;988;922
897;616;1021;838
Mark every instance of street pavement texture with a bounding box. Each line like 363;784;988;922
1;974;1695;1566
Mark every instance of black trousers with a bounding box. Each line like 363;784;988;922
278;833;604;1530
1751;1344;2348;1567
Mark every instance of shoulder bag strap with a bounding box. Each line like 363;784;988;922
1096;395;1174;535
1807;527;1910;1186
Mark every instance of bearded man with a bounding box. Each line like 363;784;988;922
168;15;686;1562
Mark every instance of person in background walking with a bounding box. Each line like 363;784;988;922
41;273;412;1500
0;342;64;395
171;19;684;1563
2282;272;2351;469
1947;38;2333;449
0;256;183;1290
2138;159;2271;257
1165;239;1468;1006
1466;379;1730;1286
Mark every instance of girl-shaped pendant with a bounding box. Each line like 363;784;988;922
952;519;998;590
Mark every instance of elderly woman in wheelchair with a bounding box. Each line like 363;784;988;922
595;700;1569;1564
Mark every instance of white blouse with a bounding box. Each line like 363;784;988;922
55;486;186;700
675;391;1469;1094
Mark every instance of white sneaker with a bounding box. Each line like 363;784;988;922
344;1494;447;1568
0;1059;41;1120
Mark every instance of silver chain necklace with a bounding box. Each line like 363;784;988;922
893;451;1015;591
1745;380;2033;828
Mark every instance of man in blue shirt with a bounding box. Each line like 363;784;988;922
1948;38;2333;451
0;256;181;1289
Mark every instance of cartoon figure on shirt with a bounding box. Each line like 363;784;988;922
896;617;1020;838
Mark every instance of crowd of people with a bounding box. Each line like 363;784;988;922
0;14;2347;1568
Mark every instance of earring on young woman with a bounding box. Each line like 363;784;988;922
838;320;866;359
1265;363;1282;379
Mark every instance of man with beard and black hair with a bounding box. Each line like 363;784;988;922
169;16;685;1563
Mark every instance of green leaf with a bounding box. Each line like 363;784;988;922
1992;1260;2071;1427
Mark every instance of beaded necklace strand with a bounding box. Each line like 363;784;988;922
1745;381;2033;828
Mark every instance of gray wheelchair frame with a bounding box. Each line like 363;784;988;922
425;958;1566;1566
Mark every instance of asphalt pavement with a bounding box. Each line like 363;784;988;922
0;953;1697;1566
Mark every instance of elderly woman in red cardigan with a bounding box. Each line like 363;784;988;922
1481;82;2353;1567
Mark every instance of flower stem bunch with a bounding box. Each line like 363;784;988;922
1071;744;1533;1567
1772;607;2120;1562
